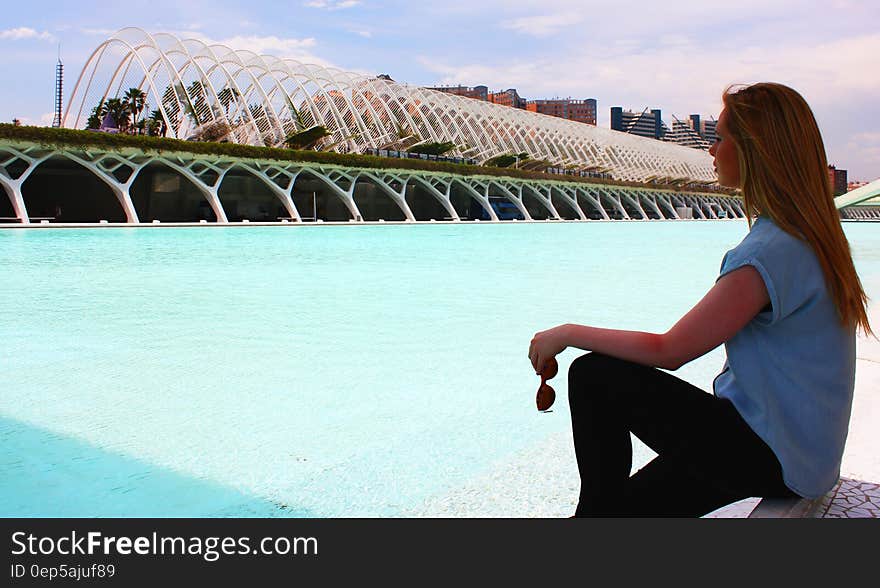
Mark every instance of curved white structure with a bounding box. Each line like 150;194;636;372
0;137;745;225
65;28;716;184
836;179;880;220
835;178;880;209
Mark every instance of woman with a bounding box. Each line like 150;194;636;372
528;82;873;517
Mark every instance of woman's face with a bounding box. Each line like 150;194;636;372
709;109;741;188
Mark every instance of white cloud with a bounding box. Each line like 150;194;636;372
14;113;56;127
80;28;116;37
305;0;361;9
658;34;692;48
171;31;333;65
851;132;880;143
500;12;583;37
214;34;317;54
0;27;55;42
845;132;880;181
420;33;880;111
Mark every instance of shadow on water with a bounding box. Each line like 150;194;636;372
0;416;315;517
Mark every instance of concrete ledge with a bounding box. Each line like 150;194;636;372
748;496;822;518
746;477;880;518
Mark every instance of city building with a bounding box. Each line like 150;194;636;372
688;114;700;136
700;118;717;144
424;84;600;128
828;165;848;196
527;98;597;125
663;115;710;150
690;114;718;145
424;85;599;126
488;88;526;109
610;107;664;139
425;84;489;101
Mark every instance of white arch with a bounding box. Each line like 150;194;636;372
66;28;717;184
835;178;880;209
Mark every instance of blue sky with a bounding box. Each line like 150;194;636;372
2;0;878;180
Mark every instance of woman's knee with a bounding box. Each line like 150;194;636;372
568;352;628;386
568;352;622;408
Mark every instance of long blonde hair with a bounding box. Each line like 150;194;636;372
723;82;872;336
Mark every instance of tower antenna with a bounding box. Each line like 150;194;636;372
53;43;63;128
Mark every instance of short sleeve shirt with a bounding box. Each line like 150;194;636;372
713;216;856;498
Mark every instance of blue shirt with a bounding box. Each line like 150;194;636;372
713;216;856;498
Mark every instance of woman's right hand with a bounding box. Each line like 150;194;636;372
529;324;571;375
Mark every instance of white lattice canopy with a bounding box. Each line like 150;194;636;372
65;27;716;183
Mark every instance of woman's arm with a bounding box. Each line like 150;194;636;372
528;265;770;373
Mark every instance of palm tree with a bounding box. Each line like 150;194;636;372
378;121;418;150
186;80;211;126
86;100;105;130
216;86;240;115
281;93;315;135
284;125;331;150
122;87;147;133
103;98;128;132
318;129;362;152
147;109;167;137
248;102;270;131
160;85;182;135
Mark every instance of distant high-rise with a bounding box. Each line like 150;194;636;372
664;115;710;150
527;98;596;125
688;114;700;135
700;118;717;144
610;107;663;139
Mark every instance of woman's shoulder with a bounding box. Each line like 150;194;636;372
721;216;820;285
740;216;813;260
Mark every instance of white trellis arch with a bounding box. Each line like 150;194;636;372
66;28;717;185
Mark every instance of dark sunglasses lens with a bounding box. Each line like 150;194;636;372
536;382;556;411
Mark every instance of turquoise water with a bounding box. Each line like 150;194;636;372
2;221;879;517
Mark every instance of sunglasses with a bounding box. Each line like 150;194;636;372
536;357;558;412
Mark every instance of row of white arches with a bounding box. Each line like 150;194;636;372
840;206;880;220
65;28;716;185
0;141;743;225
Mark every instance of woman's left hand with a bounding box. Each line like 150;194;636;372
529;324;571;375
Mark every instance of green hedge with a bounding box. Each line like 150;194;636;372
0;124;739;196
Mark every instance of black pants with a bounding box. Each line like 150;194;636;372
568;352;798;517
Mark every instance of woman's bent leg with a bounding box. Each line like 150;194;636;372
567;354;634;515
567;352;794;517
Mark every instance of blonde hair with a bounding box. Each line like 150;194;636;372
722;82;872;336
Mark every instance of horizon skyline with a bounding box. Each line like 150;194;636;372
1;1;878;180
